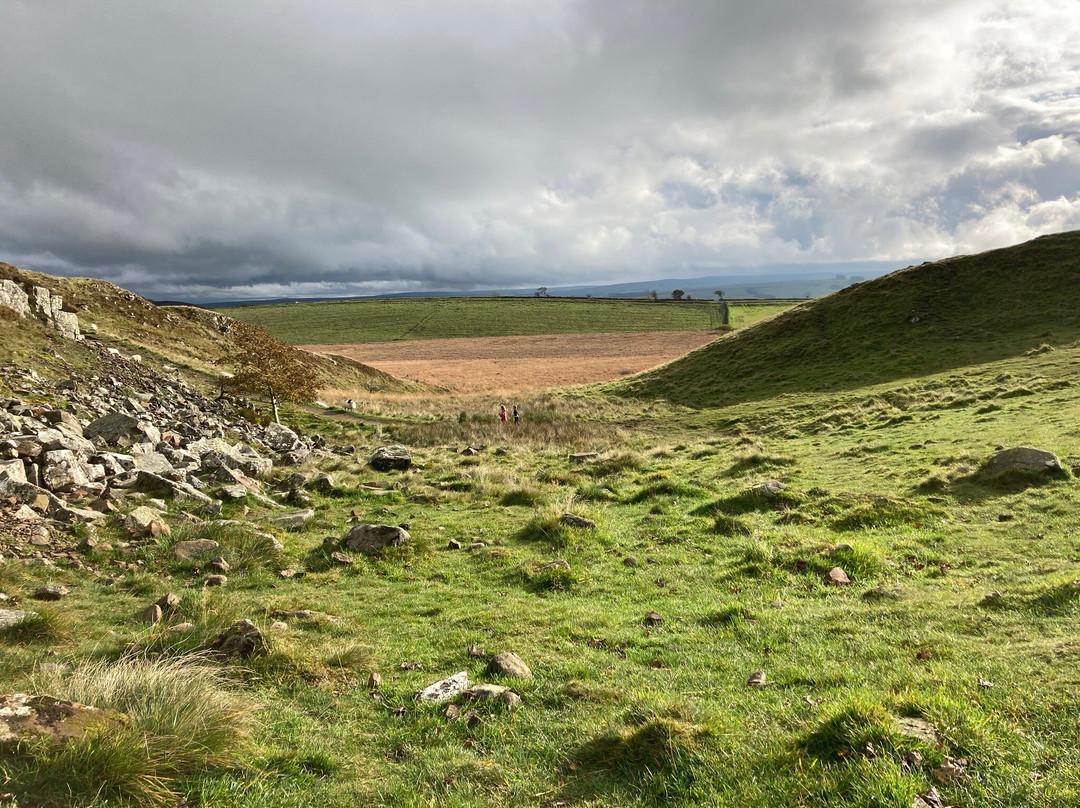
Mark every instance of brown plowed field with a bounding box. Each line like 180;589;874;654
303;330;719;393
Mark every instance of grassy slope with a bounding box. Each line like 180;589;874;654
615;230;1080;407
0;262;420;394
221;297;790;344
5;239;1080;807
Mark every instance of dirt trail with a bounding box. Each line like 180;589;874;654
304;330;719;393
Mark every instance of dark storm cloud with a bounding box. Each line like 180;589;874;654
0;0;1078;300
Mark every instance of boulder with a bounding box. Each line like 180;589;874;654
171;539;220;562
487;652;532;679
0;609;36;629
41;449;89;492
0;458;27;484
209;619;267;658
0;694;126;744
984;447;1063;477
370;445;412;472
123;506;169;537
32;586;68;601
754;480;786;497
264;423;301;452
415;671;470;703
559;513;596;530
0;279;30;317
85;413;161;448
343;523;410;554
270;509;315;530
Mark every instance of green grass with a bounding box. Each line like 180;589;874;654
615;230;1080;407
219;297;790;344
6;233;1080;806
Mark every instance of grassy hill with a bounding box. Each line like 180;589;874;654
0;262;420;394
615;230;1080;407
221;296;791;344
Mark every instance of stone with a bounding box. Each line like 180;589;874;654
370;445;412;471
0;694;125;744
754;480;786;497
219;483;249;501
155;593;181;611
367;672;382;690
0;609;36;629
123;506;168;537
568;452;599;463
269;621;288;632
32;586;68;601
644;610;664;626
41;449;89;492
330;551;354;565
0;279;30;317
132;451;175;475
560;513;597;530
415;671;471;703
208;557;231;574
306;472;334;492
488;652;532;679
203;574;228;587
913;787;947;808
143;604;163;624
171;539;220;562
42;410;83;436
0;458;27;484
747;669;767;687
134;471;213;504
270;509;315;530
448;538;462;550
984;446;1062;477
932;757;968;783
264;422;302;452
53;310;81;340
825;567;851;585
209;619;267;658
343;523;411;554
466;683;512;701
895;716;938;744
85;412;161;448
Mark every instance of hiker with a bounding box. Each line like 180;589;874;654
499;405;508;423
513;405;520;424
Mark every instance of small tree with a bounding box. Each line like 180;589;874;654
714;290;725;300
220;322;319;424
671;289;685;300
649;290;659;301
535;287;549;298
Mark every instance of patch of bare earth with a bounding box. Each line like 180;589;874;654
302;330;718;393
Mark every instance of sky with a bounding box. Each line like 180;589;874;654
0;0;1078;302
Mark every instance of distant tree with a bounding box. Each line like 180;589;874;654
649;290;659;301
220;322;319;424
714;290;725;300
671;289;685;300
535;287;549;298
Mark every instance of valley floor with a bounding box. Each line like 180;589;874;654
302;329;719;393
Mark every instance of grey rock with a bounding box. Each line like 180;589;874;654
41;449;89;492
488;652;532;679
0;609;36;629
202;574;228;587
132;451;175;475
370;445;412;471
270;509;315;530
984;446;1063;476
826;566;851;585
32;586;68;601
559;513;596;530
0;458;27;484
208;557;231;574
264;422;301;452
0;279;30;317
415;671;470;703
209;619;267;658
754;480;786;497
343;523;410;553
85;413;161;448
747;669;767;687
171;539;220;562
123;506;168;537
0;694;125;745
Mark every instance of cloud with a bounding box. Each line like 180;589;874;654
0;0;1077;300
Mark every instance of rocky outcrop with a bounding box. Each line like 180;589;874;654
983;447;1063;477
0;281;81;339
0;694;126;744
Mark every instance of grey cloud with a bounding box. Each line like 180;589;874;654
0;0;1078;301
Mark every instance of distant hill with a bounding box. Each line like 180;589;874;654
613;231;1080;407
205;263;898;307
